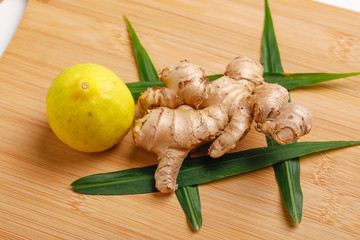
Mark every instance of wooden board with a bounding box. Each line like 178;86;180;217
1;0;360;238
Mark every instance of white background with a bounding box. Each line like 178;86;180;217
314;0;360;12
0;0;360;57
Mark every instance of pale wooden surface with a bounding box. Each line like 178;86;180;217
1;0;360;239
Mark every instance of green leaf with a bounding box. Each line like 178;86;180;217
175;186;202;231
264;72;360;90
206;74;223;81
126;74;222;101
126;81;165;100
266;137;304;222
124;16;158;82
261;0;283;73
261;0;302;223
273;157;303;221
71;141;360;195
125;16;202;230
127;72;359;100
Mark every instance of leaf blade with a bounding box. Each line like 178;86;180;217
175;186;202;231
126;72;360;100
264;72;360;90
71;141;360;195
273;158;302;222
261;0;283;72
125;16;202;230
261;0;302;223
126;81;165;100
124;16;158;82
206;74;223;81
126;74;223;101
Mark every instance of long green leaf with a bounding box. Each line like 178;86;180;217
71;141;360;195
125;16;202;230
261;0;303;223
126;81;165;100
127;72;359;100
175;185;202;231
126;74;223;100
125;16;158;82
261;0;283;73
264;72;360;90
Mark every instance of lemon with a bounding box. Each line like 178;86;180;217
46;64;134;152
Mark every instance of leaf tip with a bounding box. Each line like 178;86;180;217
70;180;77;187
191;224;201;231
124;15;130;26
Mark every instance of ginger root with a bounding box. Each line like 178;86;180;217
133;56;312;193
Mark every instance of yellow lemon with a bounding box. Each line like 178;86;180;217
46;64;134;152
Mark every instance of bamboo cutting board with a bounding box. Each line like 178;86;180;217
1;0;360;239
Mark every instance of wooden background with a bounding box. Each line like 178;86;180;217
1;0;360;239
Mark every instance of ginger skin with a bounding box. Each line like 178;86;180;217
133;56;312;193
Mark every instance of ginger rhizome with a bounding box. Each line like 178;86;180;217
133;56;312;193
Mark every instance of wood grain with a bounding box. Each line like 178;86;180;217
1;0;360;239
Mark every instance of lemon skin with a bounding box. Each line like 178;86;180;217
46;64;134;152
